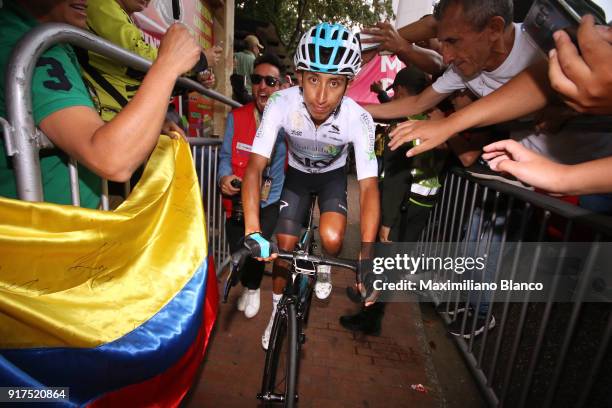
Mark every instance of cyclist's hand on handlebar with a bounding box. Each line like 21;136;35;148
244;232;278;262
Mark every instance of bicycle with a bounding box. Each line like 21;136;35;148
223;194;357;407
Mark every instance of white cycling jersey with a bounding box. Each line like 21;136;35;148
251;86;378;180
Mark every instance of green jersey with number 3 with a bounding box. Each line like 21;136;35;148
0;1;101;208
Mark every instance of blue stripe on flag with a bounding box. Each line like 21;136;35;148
0;259;208;405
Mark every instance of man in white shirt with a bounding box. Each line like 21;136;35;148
374;0;612;167
365;0;541;121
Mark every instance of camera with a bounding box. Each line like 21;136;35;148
523;0;606;54
230;178;244;222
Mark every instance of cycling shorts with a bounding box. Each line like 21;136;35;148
276;166;347;236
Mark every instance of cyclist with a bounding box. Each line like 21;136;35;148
241;22;380;349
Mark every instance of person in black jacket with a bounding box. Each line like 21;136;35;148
341;66;447;335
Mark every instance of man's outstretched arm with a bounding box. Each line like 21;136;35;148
483;139;612;195
361;21;444;76
387;60;554;157
365;86;448;120
397;14;437;43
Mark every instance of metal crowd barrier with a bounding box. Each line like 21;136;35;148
189;138;230;275
417;167;612;408
1;23;239;274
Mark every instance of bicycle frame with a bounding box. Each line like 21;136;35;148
279;194;318;336
224;193;356;406
296;194;317;252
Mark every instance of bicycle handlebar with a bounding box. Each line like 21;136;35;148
223;248;358;303
275;250;357;271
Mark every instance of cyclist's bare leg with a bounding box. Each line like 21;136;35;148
272;233;299;294
319;212;347;256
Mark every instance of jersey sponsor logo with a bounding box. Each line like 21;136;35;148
279;200;289;211
290;129;303;137
329;124;341;134
290;152;338;169
236;142;252;152
360;112;376;159
289;137;343;156
323;145;341;155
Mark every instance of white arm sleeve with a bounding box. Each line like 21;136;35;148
251;92;284;159
352;109;378;180
432;65;467;95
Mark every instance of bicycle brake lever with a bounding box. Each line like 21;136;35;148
223;248;250;303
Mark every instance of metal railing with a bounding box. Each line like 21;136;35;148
1;22;238;273
2;22;239;203
189;138;230;274
417;167;612;408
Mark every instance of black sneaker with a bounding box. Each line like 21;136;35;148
339;304;384;336
466;160;534;190
448;311;496;339
436;302;473;317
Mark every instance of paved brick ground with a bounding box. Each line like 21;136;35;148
184;176;443;408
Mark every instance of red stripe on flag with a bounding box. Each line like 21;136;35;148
89;264;219;407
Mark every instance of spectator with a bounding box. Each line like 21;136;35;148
369;1;612;337
340;66;446;335
370;80;391;104
0;0;200;208
234;34;264;96
364;0;541;124
279;74;293;90
230;72;252;104
362;0;541;339
81;0;222;124
381;67;446;243
389;15;612;197
217;53;286;318
230;39;253;104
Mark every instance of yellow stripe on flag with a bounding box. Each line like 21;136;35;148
0;137;206;348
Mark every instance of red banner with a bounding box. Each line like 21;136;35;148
346;55;406;105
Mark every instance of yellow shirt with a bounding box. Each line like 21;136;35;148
81;0;158;121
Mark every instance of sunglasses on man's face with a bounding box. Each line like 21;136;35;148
250;74;280;87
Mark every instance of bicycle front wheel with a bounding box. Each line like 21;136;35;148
261;300;298;407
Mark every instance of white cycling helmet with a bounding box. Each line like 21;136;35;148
294;23;362;77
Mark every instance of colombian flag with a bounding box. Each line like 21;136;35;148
0;137;218;406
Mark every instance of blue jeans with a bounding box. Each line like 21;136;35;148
464;205;527;316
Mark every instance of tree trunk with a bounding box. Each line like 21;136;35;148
288;0;309;51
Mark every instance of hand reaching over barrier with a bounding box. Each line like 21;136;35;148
483;138;612;196
388;118;455;157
